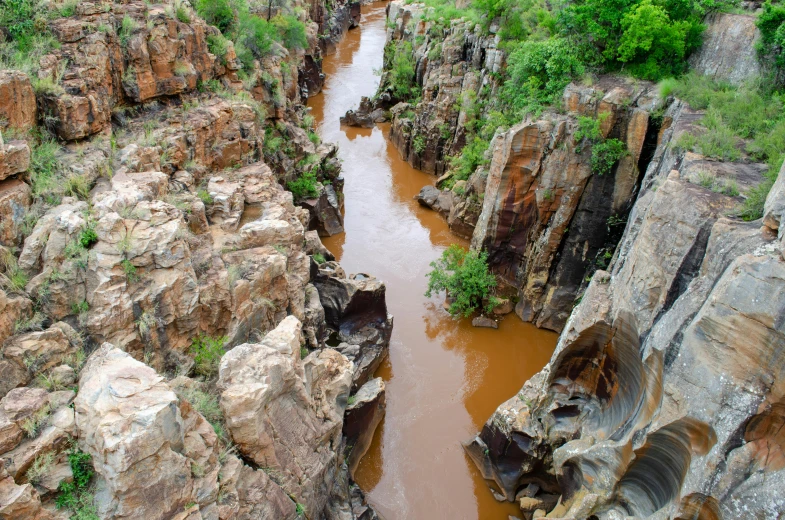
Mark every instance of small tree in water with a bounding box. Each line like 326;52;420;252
425;244;498;318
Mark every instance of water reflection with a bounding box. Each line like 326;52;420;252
308;3;558;518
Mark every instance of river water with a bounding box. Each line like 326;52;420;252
308;4;558;518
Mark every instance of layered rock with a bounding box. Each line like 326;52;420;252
466;102;785;519
467;78;662;331
217;316;353;518
382;1;504;176
0;71;37;132
314;265;393;389
689;13;761;86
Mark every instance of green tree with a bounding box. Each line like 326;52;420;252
425;245;497;317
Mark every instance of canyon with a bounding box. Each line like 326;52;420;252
0;0;783;519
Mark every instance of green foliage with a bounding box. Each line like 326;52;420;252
121;259;138;282
386;41;420;101
195;0;236;31
190;334;228;377
207;34;230;62
287;171;319;200
195;0;307;70
502;38;585;116
574;114;628;175
197;188;213;205
413;134;426;154
56;450;98;520
0;0;43;54
449;136;490;183
312;253;326;264
80;227;98;248
575;115;604;143
757;1;785;74
175;2;191;23
178;386;225;438
591;139;627;175
118;15;139;46
425;244;497;318
558;0;705;80
29;136;62;203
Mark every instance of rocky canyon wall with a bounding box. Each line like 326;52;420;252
0;0;386;518
463;13;785;519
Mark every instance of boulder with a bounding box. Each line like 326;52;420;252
0;71;37;132
207;176;244;231
315;272;388;336
0;466;52;520
416;185;441;208
0;387;49;455
0;141;31;181
340;97;387;127
299;184;345;237
343;378;386;477
471;316;499;329
0;179;32;247
0;289;31;345
74;344;196;520
218;316;353;517
0;325;77;397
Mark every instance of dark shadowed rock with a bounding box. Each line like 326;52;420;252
341;97;388;127
343;377;386;477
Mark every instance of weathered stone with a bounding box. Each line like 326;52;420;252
343;377;385;477
689;13;761;86
0;71;37;132
0;179;32;247
0;290;31;346
0;141;31;181
471;315;498;329
218;316;352;517
75;344;194;520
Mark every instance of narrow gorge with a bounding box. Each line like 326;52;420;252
0;0;783;519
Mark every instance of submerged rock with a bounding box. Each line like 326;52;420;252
343;377;386;477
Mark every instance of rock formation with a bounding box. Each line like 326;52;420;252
0;0;385;518
464;73;785;520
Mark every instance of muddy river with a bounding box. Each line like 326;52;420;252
309;4;558;518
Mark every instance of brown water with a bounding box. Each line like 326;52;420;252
309;4;558;518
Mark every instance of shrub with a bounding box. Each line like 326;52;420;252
287;171;319;200
413;134;426;154
207;34;230;62
56;449;98;519
197;188;213;205
121;259;138;282
591;138;627;175
175;1;191;23
386;41;419;101
312;253;326;264
190;334;228;377
118;15;139;46
26;452;55;485
425;244;497;318
195;0;236;32
80;227;98;248
757;1;785;74
178;386;225;437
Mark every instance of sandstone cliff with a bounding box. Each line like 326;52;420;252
0;0;386;518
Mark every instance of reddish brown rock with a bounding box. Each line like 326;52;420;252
0;178;31;246
0;141;31;181
0;71;37;132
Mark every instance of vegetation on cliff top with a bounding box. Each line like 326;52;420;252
425;244;498;317
195;0;307;73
